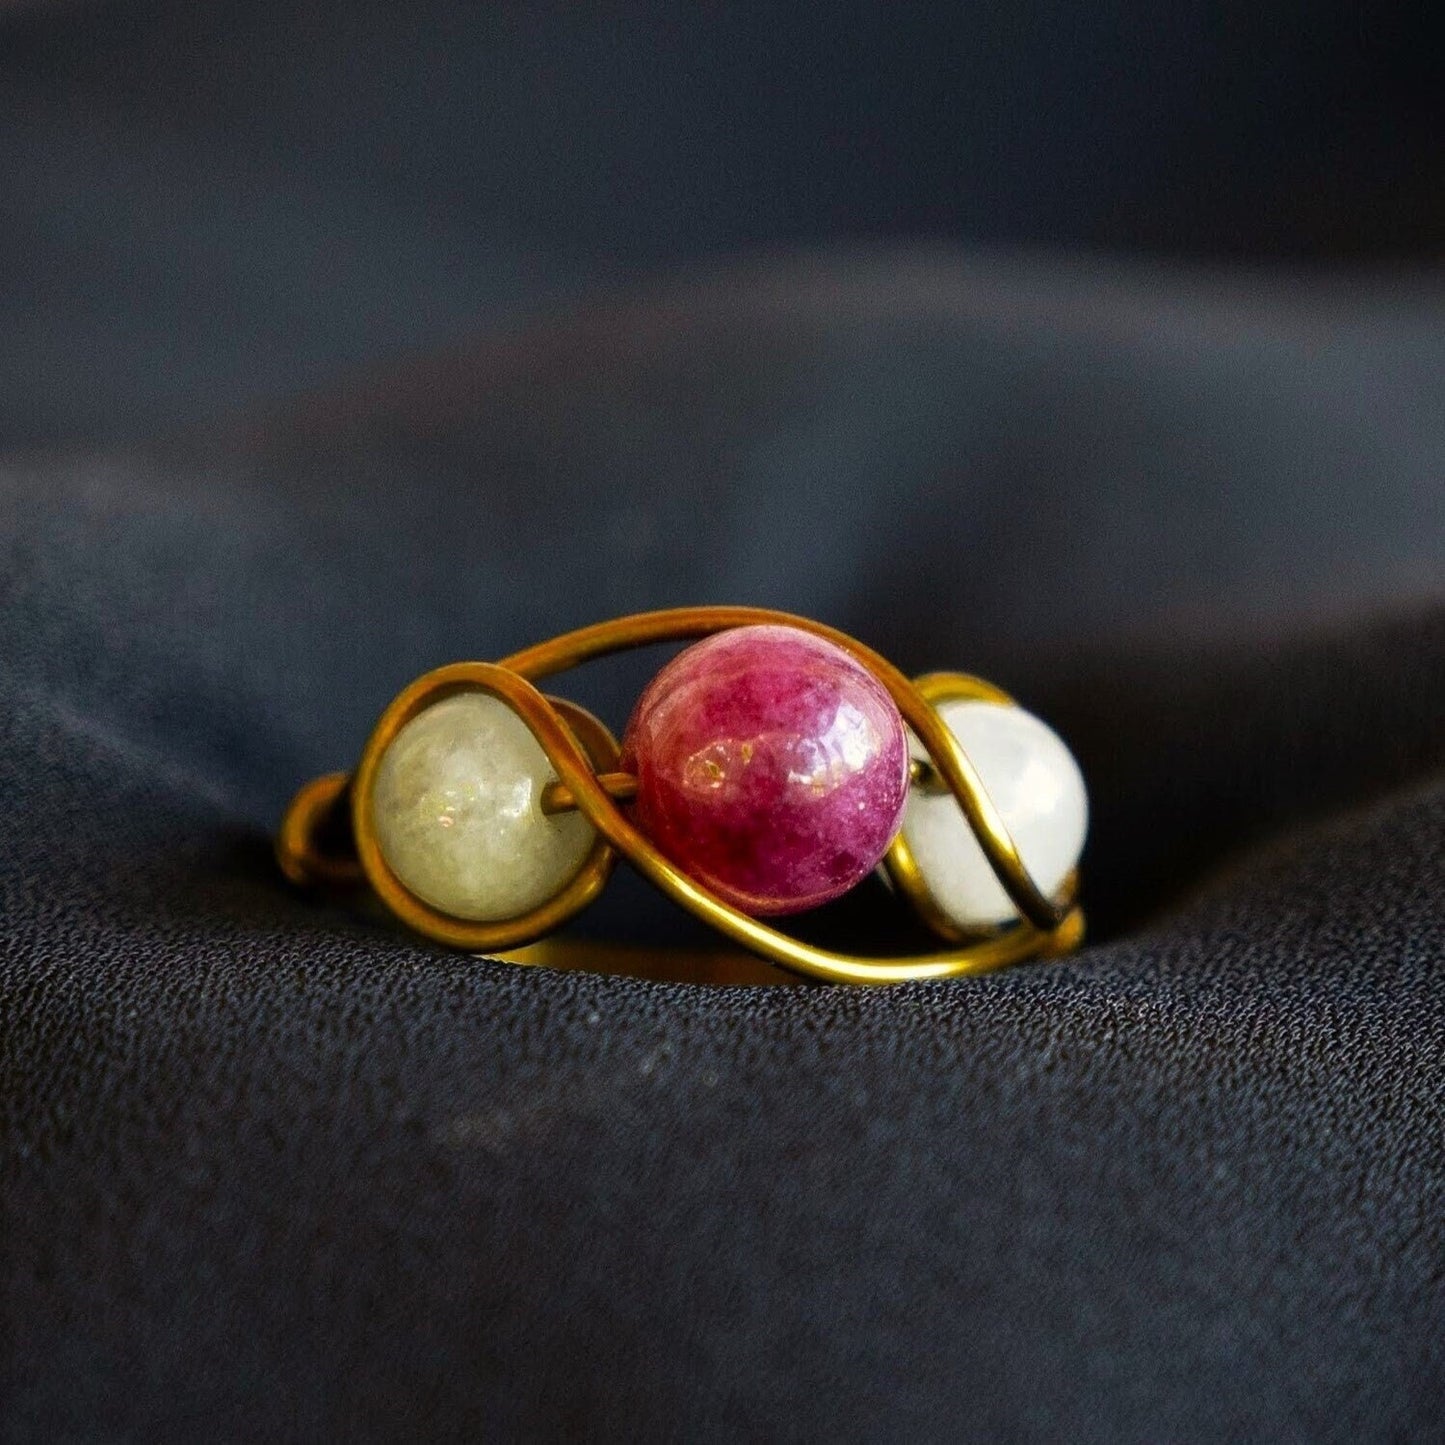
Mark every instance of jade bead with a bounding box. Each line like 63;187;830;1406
372;692;594;921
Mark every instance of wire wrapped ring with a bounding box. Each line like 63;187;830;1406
277;606;1086;985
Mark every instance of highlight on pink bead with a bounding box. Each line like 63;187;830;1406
620;624;911;916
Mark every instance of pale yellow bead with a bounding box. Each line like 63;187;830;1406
371;692;594;921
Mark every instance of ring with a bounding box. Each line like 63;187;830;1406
277;606;1087;985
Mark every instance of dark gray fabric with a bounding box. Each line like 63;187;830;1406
3;0;1442;443
3;251;1445;1440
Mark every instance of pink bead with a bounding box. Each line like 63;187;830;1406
620;624;910;916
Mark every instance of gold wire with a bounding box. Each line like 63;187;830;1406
275;771;364;890
540;771;639;815
883;670;1031;944
278;605;1084;985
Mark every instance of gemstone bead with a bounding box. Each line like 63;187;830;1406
900;699;1087;930
371;691;594;921
620;625;910;916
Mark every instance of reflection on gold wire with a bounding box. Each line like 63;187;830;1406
277;606;1084;985
497;938;799;987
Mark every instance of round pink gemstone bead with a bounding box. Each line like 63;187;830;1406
620;624;910;916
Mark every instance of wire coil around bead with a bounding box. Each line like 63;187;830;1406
277;605;1084;985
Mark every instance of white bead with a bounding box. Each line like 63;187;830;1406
901;699;1087;930
371;692;595;921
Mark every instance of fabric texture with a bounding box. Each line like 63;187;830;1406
5;8;1445;1435
3;248;1445;1440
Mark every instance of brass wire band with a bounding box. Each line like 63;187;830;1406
882;670;1033;944
275;771;364;889
495;605;1067;933
540;771;639;815
281;605;1083;984
349;658;1079;985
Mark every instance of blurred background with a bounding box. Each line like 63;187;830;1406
2;0;1440;446
9;11;1445;1438
3;0;1443;946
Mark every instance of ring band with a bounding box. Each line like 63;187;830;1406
277;606;1086;985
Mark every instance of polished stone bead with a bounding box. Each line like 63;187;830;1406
901;699;1087;930
621;625;910;916
371;692;594;921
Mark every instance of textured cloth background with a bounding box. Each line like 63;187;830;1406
5;1;1445;1438
3;251;1445;1440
